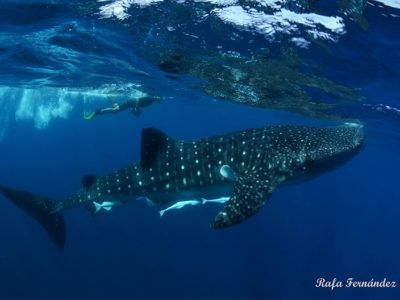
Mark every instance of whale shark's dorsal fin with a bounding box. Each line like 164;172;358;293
141;128;175;168
82;175;97;192
211;175;278;229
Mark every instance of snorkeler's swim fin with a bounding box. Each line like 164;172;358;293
0;185;65;250
83;111;96;120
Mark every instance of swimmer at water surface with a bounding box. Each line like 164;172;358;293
84;96;161;120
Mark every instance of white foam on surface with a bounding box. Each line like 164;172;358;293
290;37;310;48
98;0;346;44
364;103;400;115
98;0;164;20
212;6;345;40
307;29;337;42
98;0;238;18
194;0;238;5
257;0;286;10
374;0;400;9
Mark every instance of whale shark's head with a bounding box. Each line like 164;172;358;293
312;125;364;158
303;125;364;174
210;125;365;230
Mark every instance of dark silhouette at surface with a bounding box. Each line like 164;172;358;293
84;96;161;120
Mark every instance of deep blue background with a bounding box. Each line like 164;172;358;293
1;1;400;299
0;96;399;300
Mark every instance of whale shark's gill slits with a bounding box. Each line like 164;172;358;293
247;135;260;173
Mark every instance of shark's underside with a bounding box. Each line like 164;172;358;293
0;125;364;249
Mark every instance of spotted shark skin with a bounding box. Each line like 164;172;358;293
0;125;364;249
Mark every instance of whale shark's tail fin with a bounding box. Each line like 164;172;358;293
0;185;65;250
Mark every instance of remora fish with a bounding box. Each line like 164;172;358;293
92;200;125;215
201;196;230;205
159;200;201;217
0;125;364;249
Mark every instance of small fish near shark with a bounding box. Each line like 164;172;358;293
157;196;230;217
201;196;230;205
92;200;126;215
0;125;364;249
158;200;201;217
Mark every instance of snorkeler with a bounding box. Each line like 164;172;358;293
83;96;161;120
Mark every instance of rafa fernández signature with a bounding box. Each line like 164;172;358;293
315;278;397;290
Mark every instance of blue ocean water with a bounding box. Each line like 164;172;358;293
0;1;399;299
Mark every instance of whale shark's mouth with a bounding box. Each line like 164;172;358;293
308;141;364;178
348;126;365;150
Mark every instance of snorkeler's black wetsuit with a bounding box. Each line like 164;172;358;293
132;96;161;115
118;101;135;111
85;96;160;120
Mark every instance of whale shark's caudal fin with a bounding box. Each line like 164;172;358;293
0;185;65;250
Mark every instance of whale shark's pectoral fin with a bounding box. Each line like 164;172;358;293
211;176;275;229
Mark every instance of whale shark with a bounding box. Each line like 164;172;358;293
0;125;364;249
